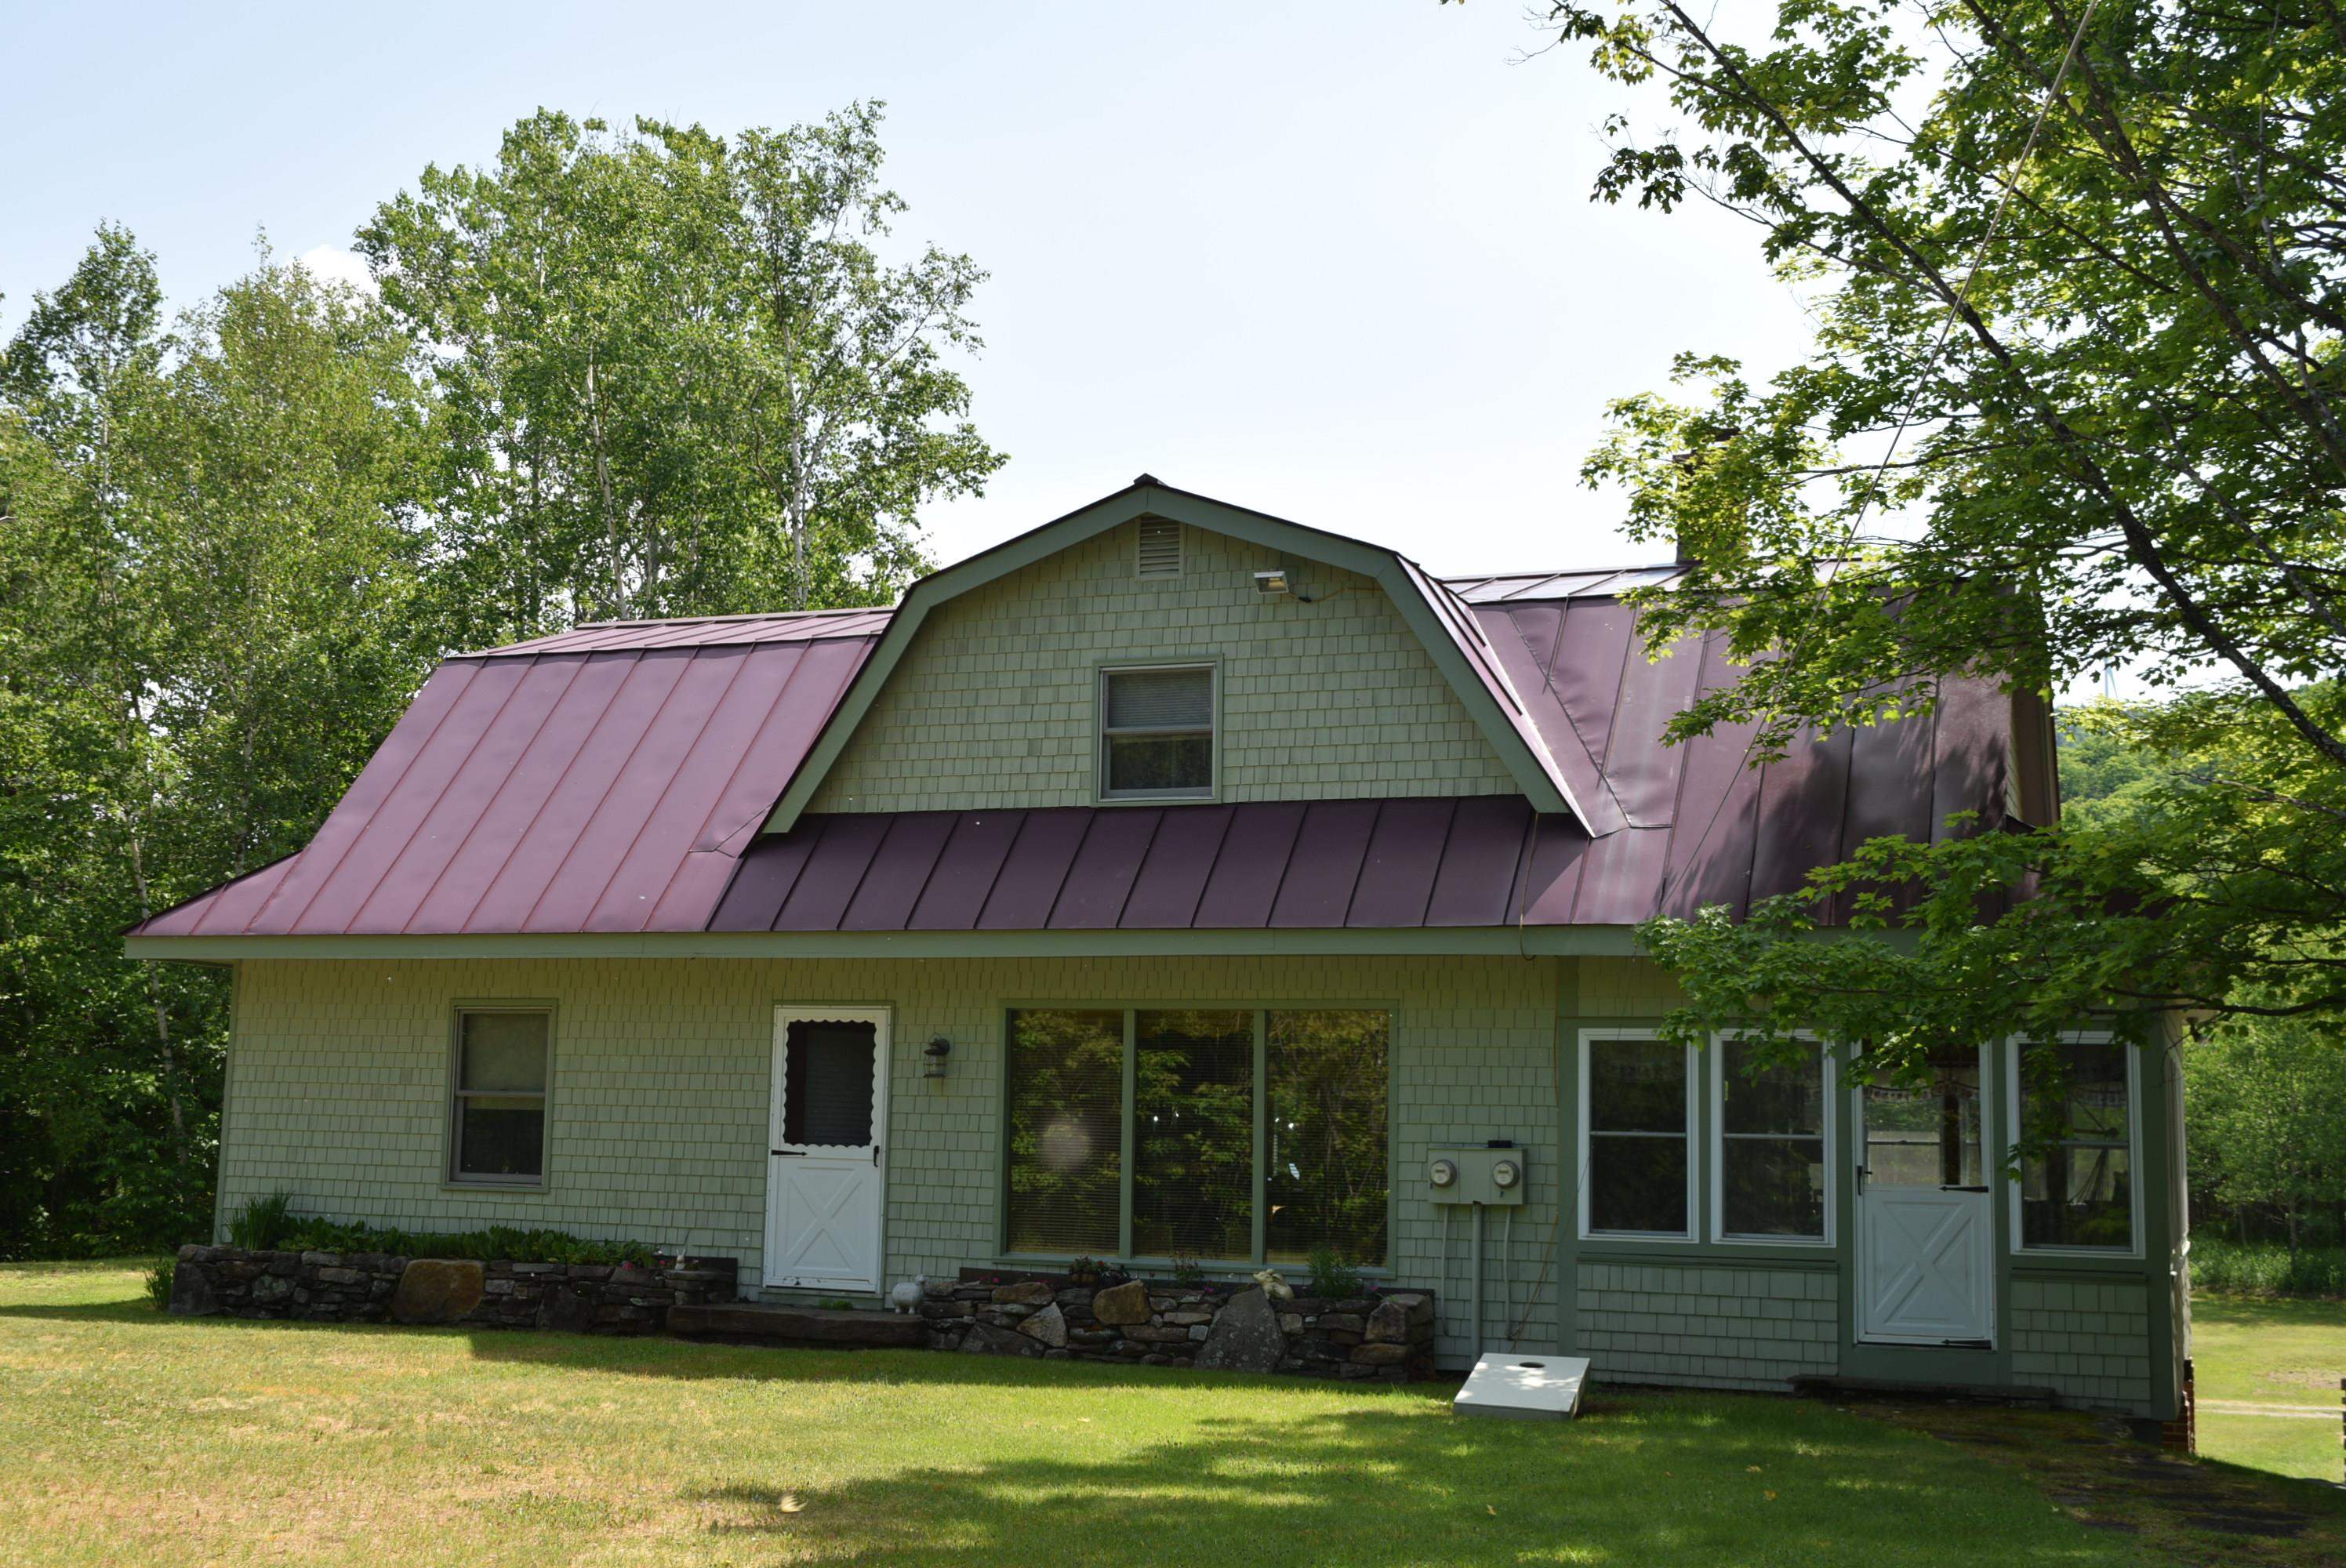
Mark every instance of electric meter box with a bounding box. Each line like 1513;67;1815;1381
1426;1145;1527;1206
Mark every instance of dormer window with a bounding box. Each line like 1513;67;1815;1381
1100;663;1215;800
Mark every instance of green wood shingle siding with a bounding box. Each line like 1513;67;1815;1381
1575;1261;1840;1391
216;949;2176;1409
221;953;1558;1366
808;522;1520;813
2010;1279;2155;1409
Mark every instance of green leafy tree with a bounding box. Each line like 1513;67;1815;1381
360;104;1003;647
2188;1014;2346;1253
1503;4;2346;1070
0;234;428;1254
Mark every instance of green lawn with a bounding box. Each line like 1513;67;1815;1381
2192;1294;2346;1483
0;1261;2317;1568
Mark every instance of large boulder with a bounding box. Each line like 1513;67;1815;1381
391;1259;486;1324
168;1261;219;1317
1194;1287;1286;1374
1017;1302;1069;1348
1365;1298;1414;1343
961;1320;1045;1358
991;1279;1055;1306
538;1283;598;1334
1091;1279;1151;1325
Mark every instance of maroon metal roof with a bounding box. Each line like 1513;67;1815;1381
455;608;895;659
1442;565;1689;603
133;633;879;937
709;706;2001;937
133;520;2023;941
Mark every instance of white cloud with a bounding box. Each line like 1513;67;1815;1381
296;243;374;295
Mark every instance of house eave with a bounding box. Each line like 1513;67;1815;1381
124;925;1651;963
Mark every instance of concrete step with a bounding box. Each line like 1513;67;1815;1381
669;1301;927;1348
1790;1374;2059;1408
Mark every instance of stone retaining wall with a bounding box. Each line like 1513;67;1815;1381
169;1245;736;1334
919;1272;1440;1381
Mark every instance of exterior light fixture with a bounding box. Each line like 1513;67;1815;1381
922;1036;952;1079
1253;568;1291;595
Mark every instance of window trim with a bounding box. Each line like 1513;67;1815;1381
1578;1028;1698;1243
1096;661;1218;803
1709;1030;1836;1248
2006;1032;2143;1258
446;1001;556;1190
998;1000;1395;1269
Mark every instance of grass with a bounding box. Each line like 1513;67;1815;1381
2192;1294;2346;1483
2190;1240;2346;1298
0;1263;2333;1568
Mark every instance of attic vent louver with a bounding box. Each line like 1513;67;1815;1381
1137;520;1182;580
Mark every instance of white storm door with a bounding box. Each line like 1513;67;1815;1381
1854;1048;1994;1345
764;1008;889;1292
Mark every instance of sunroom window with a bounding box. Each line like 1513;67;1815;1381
1133;1011;1255;1258
1713;1036;1828;1242
1004;1006;1389;1267
1003;1009;1124;1255
1100;664;1214;799
2016;1038;2137;1252
1582;1034;1693;1238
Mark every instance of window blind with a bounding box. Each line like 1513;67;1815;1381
1105;666;1211;731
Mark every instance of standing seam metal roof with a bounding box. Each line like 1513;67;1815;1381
129;492;2021;941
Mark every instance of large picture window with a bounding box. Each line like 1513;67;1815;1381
450;1007;550;1185
1712;1036;1829;1243
1133;1010;1255;1258
1581;1033;1693;1239
1004;1005;1389;1266
1004;1009;1124;1255
2014;1037;2137;1253
1099;664;1215;800
1267;1009;1391;1265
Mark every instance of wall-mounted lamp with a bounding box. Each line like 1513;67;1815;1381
922;1036;953;1079
1252;568;1291;595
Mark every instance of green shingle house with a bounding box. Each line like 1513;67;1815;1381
129;478;2191;1421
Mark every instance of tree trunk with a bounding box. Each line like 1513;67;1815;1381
125;826;187;1152
585;358;625;619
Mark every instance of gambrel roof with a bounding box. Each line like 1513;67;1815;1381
757;478;1617;837
126;480;2047;951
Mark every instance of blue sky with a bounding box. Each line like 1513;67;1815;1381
3;2;1814;575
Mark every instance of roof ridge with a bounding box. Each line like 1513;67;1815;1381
572;606;892;629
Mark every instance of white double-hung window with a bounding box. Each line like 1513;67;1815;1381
1579;1031;1696;1240
1711;1034;1832;1244
2010;1035;2140;1254
1099;664;1215;800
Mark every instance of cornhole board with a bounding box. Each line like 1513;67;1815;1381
1453;1352;1590;1421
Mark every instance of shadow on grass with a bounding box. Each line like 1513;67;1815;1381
460;1323;1463;1397
0;1290;1440;1400
0;1298;163;1326
673;1400;2148;1568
